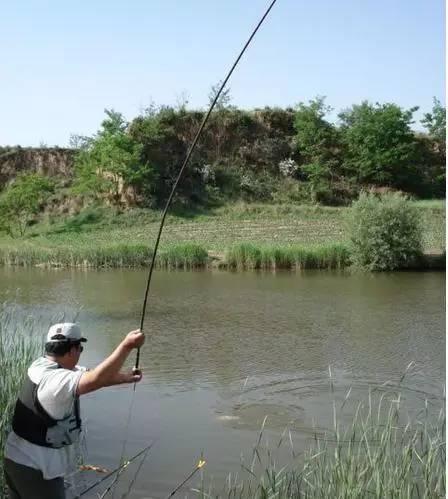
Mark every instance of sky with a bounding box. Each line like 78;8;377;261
0;0;445;146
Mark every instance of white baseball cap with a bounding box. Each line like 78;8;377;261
46;323;87;343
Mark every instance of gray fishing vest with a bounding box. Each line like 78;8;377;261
12;367;82;449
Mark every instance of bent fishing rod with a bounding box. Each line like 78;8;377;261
135;0;278;370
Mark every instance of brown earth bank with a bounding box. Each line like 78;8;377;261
0;147;75;187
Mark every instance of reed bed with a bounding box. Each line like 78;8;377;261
0;307;43;495
226;243;351;270
0;243;209;269
197;388;445;498
157;243;209;269
1;241;440;270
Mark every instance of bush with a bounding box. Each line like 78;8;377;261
0;173;54;237
348;192;423;270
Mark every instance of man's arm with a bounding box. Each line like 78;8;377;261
77;329;145;395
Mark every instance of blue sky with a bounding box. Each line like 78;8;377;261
0;0;445;146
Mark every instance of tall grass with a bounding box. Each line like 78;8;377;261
0;307;43;495
196;387;445;498
0;243;209;269
158;244;209;269
226;243;350;270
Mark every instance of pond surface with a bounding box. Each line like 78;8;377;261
0;268;445;498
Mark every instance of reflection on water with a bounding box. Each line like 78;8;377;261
0;267;445;498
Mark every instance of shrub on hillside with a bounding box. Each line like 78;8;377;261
348;192;423;270
0;173;54;237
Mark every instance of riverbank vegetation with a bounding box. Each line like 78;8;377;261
0;198;444;270
198;386;445;498
0;97;445;214
0;96;445;270
0;308;43;495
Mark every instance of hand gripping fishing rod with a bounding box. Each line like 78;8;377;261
135;0;278;371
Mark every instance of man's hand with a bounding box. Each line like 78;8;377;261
77;330;145;395
123;329;145;350
118;369;143;384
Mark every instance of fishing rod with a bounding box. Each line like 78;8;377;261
165;459;206;499
135;0;279;370
78;442;155;497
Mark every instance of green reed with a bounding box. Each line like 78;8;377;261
195;385;445;499
0;243;209;269
157;244;209;269
0;307;43;495
225;243;350;270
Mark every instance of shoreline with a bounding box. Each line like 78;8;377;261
0;243;444;271
0;201;444;272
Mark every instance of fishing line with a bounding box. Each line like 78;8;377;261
110;388;138;499
135;0;279;370
78;442;155;497
107;2;279;497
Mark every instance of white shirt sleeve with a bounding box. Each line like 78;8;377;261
37;369;83;420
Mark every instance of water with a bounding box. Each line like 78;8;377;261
0;267;445;498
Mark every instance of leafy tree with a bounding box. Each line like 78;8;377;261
421;97;446;155
420;98;446;196
72;110;146;204
0;173;54;237
347;192;423;270
129;106;208;207
294;97;342;202
339;102;421;190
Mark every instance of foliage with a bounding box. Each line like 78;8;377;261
339;102;423;193
278;158;298;177
419;98;446;196
226;242;350;270
0;307;43;495
294;97;340;167
421;97;446;156
0;200;443;269
0;173;54;237
199;381;445;498
294;97;343;203
158;243;208;269
55;206;105;233
72;109;146;204
128;106;207;207
347;192;423;270
2;98;445;217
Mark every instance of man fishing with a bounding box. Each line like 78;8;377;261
3;322;145;499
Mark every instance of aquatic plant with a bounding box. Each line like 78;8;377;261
195;383;445;498
226;243;350;270
157;244;209;269
0;307;43;495
0;243;208;269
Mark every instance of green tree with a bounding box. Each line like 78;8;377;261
339;102;421;191
421;97;446;156
419;98;446;196
72;110;146;204
0;173;54;237
294;97;342;202
347;192;423;270
129;106;207;207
